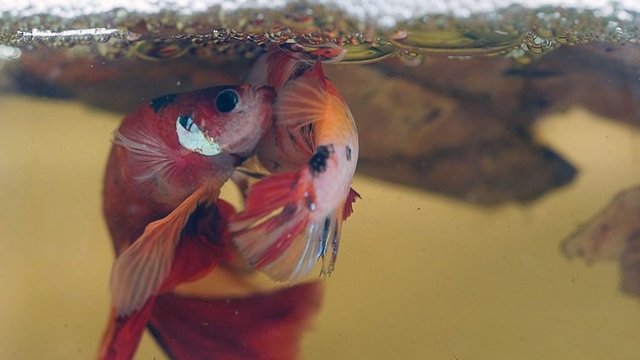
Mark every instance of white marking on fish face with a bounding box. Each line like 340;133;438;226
175;115;222;156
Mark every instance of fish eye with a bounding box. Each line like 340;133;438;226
215;89;239;113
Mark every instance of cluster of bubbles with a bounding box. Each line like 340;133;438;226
0;4;638;64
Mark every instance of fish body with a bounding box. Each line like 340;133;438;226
230;48;360;282
100;84;274;360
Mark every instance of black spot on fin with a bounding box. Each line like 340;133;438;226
150;94;177;113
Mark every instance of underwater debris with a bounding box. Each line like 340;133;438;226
563;186;640;297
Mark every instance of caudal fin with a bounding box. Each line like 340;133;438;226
149;282;323;360
98;301;155;360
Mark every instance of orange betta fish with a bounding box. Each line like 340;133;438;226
100;84;274;360
229;47;360;282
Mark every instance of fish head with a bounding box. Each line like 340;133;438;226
153;84;275;160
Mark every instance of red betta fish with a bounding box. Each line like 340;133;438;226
229;47;360;282
99;84;274;360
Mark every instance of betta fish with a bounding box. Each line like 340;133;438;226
99;84;274;360
229;47;360;282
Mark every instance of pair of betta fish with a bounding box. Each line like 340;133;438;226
99;46;360;359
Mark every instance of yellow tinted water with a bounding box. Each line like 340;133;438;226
1;95;639;359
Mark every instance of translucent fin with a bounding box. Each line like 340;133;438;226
322;210;343;276
259;215;328;282
274;62;328;129
98;302;155;360
260;208;346;280
110;185;218;317
113;124;183;184
148;283;323;360
229;169;323;282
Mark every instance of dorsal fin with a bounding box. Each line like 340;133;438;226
274;61;328;129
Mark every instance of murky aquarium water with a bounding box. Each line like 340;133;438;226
1;0;640;359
